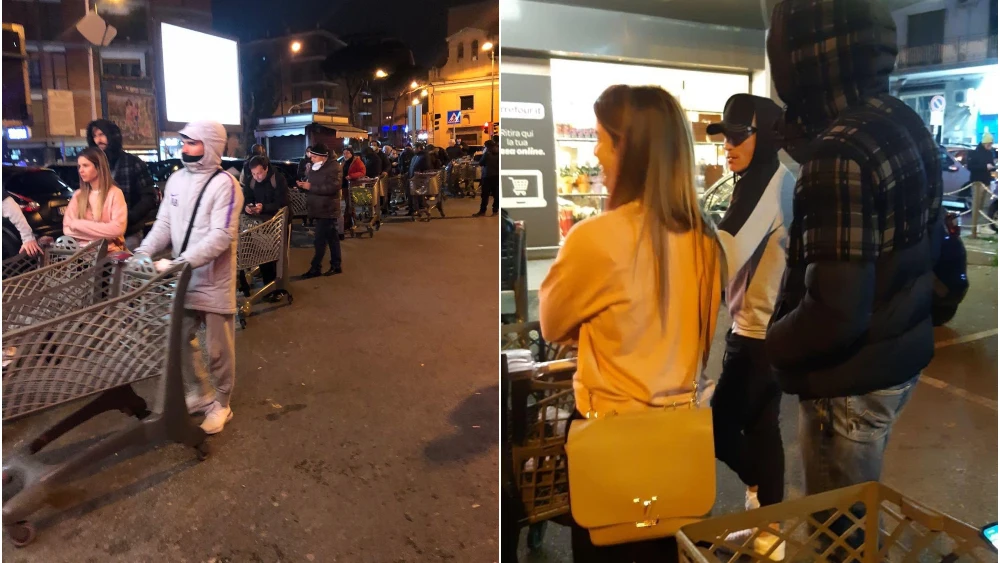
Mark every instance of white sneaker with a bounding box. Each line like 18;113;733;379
200;402;233;435
754;530;786;561
746;489;761;511
185;393;215;415
724;527;756;546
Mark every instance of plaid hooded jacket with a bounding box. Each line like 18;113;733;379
764;0;943;399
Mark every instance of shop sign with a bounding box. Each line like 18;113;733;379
500;70;560;248
46;90;76;137
5;126;30;140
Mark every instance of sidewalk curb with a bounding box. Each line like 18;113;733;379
967;249;997;266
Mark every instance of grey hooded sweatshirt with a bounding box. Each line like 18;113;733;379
136;121;243;315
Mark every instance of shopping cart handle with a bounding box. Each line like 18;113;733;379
900;496;946;532
534;358;577;375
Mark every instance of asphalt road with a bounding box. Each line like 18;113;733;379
2;198;500;562
508;264;998;562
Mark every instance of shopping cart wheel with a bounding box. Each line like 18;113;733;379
196;441;211;461
527;521;547;551
7;521;36;548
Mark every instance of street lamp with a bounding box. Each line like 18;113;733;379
483;41;496;137
375;69;388;79
421;89;428;97
412;98;420;105
290;41;301;53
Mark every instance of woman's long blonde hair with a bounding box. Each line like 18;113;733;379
77;147;114;218
594;85;719;365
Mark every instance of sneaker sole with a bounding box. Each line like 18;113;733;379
201;410;234;435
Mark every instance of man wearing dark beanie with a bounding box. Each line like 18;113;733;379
296;143;344;278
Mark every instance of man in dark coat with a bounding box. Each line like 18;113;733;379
765;0;943;553
967;131;996;188
474;140;500;217
296;144;343;278
242;155;289;301
86;119;157;250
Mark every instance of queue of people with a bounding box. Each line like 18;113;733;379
537;0;944;561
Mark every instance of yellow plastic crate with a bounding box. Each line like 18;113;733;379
678;482;996;563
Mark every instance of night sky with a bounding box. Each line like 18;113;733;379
211;0;487;67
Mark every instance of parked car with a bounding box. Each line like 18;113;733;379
2;166;74;259
699;173;968;326
47;162;81;191
938;145;972;213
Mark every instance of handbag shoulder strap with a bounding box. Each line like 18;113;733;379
180;169;224;254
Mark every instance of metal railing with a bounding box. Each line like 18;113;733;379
897;34;998;70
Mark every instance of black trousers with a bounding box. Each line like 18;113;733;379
711;330;785;506
310;217;341;271
480;176;499;214
259;261;277;285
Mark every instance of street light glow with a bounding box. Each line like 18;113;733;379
412;99;419;105
291;41;301;53
411;81;419;89
375;69;388;78
421;89;428;97
482;41;493;51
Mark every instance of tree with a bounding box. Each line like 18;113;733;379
383;64;428;132
321;37;417;126
240;50;281;153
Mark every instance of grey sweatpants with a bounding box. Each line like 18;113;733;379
182;309;236;408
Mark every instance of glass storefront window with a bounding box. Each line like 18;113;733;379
549;58;749;241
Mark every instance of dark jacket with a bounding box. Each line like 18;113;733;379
378;151;391;177
409;150;432;177
243;168;288;220
967;143;996;185
399;148;415;177
446;145;463;161
764;0;943;400
361;148;383;178
305;157;343;219
479;146;499;179
296;157;311;181
86;119;157;236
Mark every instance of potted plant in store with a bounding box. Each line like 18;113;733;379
558;165;577;195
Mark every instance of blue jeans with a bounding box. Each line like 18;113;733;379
799;376;918;558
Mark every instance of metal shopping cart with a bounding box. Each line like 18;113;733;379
1;256;208;547
384;175;411;219
2;237;107;281
447;159;479;198
348;177;381;238
236;207;293;329
2;239;109;322
678;482;996;562
503;353;578;554
411;170;446;221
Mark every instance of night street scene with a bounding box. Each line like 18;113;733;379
500;0;998;562
1;0;500;560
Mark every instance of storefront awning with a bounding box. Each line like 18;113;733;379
255;113;369;140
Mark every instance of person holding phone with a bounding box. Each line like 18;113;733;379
296;143;343;278
242;155;288;302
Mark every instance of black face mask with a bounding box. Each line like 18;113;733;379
182;153;204;163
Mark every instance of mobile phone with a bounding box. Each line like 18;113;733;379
982;522;999;551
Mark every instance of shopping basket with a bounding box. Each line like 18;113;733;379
411;170;446;221
677;481;996;562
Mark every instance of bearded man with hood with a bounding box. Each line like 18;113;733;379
764;0;942;550
705;93;794;559
136;120;244;435
86;119;158;250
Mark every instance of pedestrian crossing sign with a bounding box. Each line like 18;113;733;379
447;111;462;125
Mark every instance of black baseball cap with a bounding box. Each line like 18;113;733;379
706;94;760;146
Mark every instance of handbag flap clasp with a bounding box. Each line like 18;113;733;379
634;496;659;528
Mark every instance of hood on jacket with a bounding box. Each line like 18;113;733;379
178;120;227;174
767;0;897;139
86;119;124;159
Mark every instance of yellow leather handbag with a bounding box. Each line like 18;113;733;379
564;233;720;546
564;392;715;546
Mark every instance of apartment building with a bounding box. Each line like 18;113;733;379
892;0;999;145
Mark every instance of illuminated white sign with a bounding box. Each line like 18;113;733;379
160;23;241;126
6;127;30;140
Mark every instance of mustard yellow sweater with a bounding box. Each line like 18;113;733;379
539;202;721;416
